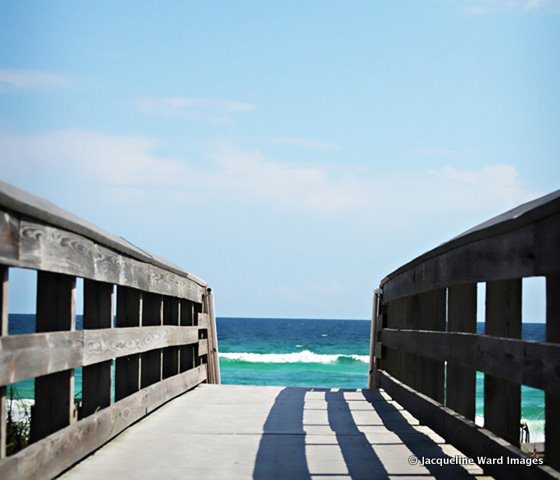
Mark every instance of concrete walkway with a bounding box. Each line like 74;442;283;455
61;384;490;479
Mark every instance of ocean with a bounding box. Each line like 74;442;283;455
7;315;546;442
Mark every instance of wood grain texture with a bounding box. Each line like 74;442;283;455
140;293;163;388
115;287;141;401
0;331;83;387
84;326;199;365
30;272;76;444
0;181;208;289
381;329;560;394
0;365;207;480
446;283;477;420
81;280;113;418
0;210;19;263
546;272;560;470
20;220;96;279
3;214;205;303
379;370;560;480
484;279;522;446
0;326;199;387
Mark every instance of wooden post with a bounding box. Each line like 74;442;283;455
484;279;521;446
201;293;214;383
115;287;142;401
141;293;163;388
546;272;560;469
446;283;477;420
206;288;220;384
162;297;180;379
401;294;420;391
30;272;76;443
384;297;405;381
81;280;113;418
368;289;381;389
179;299;195;373
0;266;8;458
194;302;202;368
416;289;445;403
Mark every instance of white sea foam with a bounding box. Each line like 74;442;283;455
219;350;369;364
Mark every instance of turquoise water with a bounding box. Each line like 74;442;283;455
7;315;545;441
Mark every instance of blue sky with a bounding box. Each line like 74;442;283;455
1;0;558;319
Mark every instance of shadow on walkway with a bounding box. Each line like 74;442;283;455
254;387;479;479
253;388;311;479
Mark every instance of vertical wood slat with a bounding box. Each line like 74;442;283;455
446;283;477;420
30;272;76;443
401;295;420;391
0;266;8;458
207;288;220;383
368;290;381;389
203;291;214;384
484;279;522;446
141;293;163;387
162;297;180;379
546;272;560;469
416;289;445;403
179;300;195;373
81;280;113;418
194;302;202;368
115;287;142;401
384;298;405;381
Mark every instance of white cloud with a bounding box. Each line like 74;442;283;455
271;137;339;151
0;69;69;91
0;130;537;221
459;0;560;13
136;96;256;124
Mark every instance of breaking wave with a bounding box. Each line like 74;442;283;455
219;350;369;364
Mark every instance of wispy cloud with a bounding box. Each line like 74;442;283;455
271;137;339;151
459;0;560;14
0;68;70;91
136;96;256;124
0;129;536;220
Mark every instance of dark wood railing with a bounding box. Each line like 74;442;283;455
0;181;219;479
370;189;560;480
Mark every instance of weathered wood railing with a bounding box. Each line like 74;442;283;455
370;190;560;479
0;181;220;479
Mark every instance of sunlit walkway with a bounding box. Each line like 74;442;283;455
61;384;491;479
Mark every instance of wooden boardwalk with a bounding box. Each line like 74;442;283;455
61;384;489;479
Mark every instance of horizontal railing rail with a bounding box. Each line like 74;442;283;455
0;181;220;480
371;190;560;480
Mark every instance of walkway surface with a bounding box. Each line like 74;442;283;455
61;384;491;479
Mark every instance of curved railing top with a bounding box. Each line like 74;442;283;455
0;180;207;288
380;189;560;301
